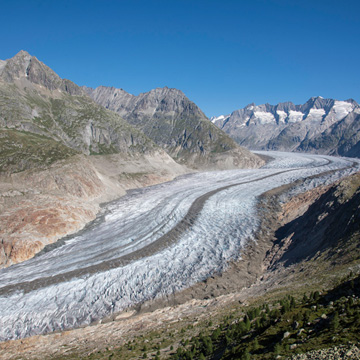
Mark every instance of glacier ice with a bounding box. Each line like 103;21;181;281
0;152;359;341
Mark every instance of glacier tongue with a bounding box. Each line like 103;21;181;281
0;152;359;341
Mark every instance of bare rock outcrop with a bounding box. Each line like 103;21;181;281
0;151;187;268
85;85;265;169
266;172;360;270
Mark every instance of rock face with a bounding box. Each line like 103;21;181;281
0;50;83;95
85;86;264;169
0;50;157;174
0;151;186;268
212;97;360;157
268;172;360;269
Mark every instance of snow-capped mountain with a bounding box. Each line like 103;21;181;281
210;114;230;124
211;97;360;157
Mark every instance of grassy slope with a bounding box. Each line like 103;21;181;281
0;129;78;173
0;82;157;174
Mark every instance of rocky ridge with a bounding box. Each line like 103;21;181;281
84;85;264;169
287;344;360;360
0;50;158;172
212;97;360;157
0;50;83;95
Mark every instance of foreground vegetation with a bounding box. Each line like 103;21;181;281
49;271;359;360
0;129;77;173
170;273;360;360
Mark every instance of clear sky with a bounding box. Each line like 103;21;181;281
1;0;359;117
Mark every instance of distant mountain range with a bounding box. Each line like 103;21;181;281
211;97;360;157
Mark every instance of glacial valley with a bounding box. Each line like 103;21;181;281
0;151;358;342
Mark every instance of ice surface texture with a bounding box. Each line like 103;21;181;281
0;152;359;340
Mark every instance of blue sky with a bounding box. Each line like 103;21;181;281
1;0;359;116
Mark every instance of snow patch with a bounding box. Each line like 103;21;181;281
307;108;325;121
210;115;230;124
333;101;354;120
276;110;287;123
288;110;304;123
253;111;276;124
214;115;225;121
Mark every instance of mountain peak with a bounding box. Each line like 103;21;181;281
8;50;33;64
0;50;33;81
0;51;84;95
212;96;360;157
14;49;32;58
245;102;256;109
302;96;334;113
86;84;266;170
146;86;185;97
1;50;57;86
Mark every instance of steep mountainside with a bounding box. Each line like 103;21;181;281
269;171;360;270
0;51;157;173
0;51;188;266
85;86;264;169
212;97;360;156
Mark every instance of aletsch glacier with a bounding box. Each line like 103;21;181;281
0;152;359;341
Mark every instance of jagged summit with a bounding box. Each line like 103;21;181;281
211;97;360;157
85;85;202;118
0;50;83;95
0;50;32;80
0;51;161;168
15;49;31;57
0;51;263;171
86;84;264;169
245;102;256;109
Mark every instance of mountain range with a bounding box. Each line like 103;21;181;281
0;50;158;173
0;50;262;174
84;85;260;169
211;97;360;157
1;51;360;359
0;50;263;267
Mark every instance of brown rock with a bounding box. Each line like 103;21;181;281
0;152;188;267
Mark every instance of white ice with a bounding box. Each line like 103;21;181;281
253;111;276;124
307;108;326;121
288;110;304;123
211;115;224;122
333;100;354;120
0;152;359;341
276;110;287;123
